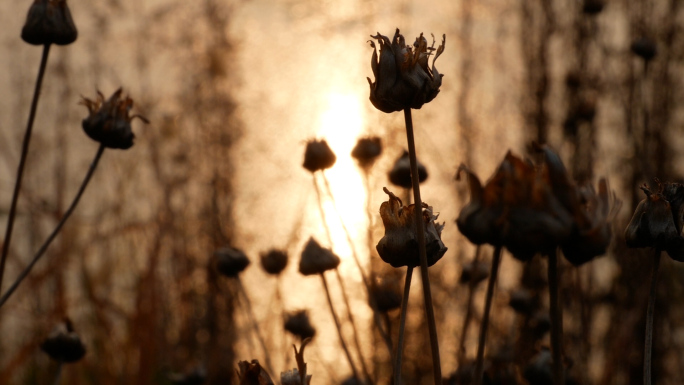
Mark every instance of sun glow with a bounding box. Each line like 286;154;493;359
316;92;368;268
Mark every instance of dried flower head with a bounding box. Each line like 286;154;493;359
351;137;382;168
40;318;86;363
215;247;250;278
21;0;77;46
370;277;402;312
458;261;490;285
508;288;536;315
625;180;684;261
389;150;428;188
303;139;336;172
260;249;288;275
630;37;657;61
80;88;149;149
237;360;274;385
299;237;340;275
376;187;447;268
284;310;316;340
367;29;445;113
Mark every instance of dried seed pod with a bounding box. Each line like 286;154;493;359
40;319;86;363
388;150;428;188
368;29;445;113
351;137;382;168
376;187;447;268
630;37;657;61
80;88;149;150
237;360;274;385
284;310;316;340
625;181;684;261
303;139;336;172
298;237;340;275
260;249;288;275
215;247;250;278
459;261;490;285
370;278;402;312
21;0;78;46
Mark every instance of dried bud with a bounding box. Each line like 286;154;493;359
237;360;274;385
351;137;382;168
40;319;86;363
376;187;447;268
368;29;445;113
168;366;206;385
21;0;78;46
260;249;288;275
215;247;250;278
508;289;536;315
630;37;657;61
388;150;428;188
80;89;149;150
303;139;336;172
299;237;340;275
370;278;402;312
459;261;490;285
582;0;605;15
284;310;316;340
281;369;312;385
625;180;684;261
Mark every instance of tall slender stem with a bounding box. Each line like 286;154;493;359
0;44;52;291
548;250;564;385
0;145;105;309
52;362;63;385
403;107;441;384
644;249;661;385
320;273;359;380
393;266;413;385
237;277;275;377
458;245;481;365
473;245;502;385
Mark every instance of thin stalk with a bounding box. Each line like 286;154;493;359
320;273;360;380
393;266;413;385
52;362;63;385
403;107;441;384
0;145;105;309
644;249;661;385
457;245;481;365
237;277;275;377
549;250;564;385
473;245;502;385
0;44;52;291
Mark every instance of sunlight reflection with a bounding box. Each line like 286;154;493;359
316;93;367;268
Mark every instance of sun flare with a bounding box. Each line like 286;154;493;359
316;93;368;267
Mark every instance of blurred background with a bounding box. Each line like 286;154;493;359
1;0;684;383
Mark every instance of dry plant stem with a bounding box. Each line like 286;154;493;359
548;250;564;385
0;44;52;292
320;273;360;380
237;277;275;377
644;249;661;385
473;245;502;385
0;145;105;309
458;245;481;365
403;107;441;384
52;363;63;385
393;265;413;385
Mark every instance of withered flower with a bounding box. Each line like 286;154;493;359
260;249;288;275
630;37;657;61
21;0;78;46
625;180;684;261
351;137;382;168
299;237;340;275
40;318;86;363
368;29;445;113
284;310;316;340
388;150;428;188
80;89;149;150
237;360;274;385
459;261;490;285
215;247;250;278
303;139;336;172
376;187;447;268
